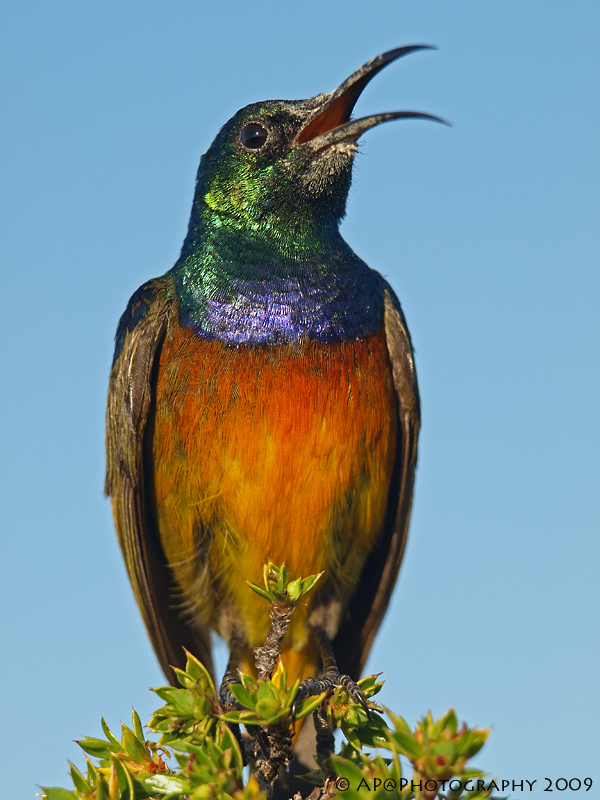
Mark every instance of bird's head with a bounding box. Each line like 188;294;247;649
188;46;445;243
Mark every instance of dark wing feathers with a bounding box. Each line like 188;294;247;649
105;279;214;683
333;285;420;679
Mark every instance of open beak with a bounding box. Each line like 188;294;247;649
296;46;448;148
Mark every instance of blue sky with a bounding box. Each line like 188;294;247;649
1;1;598;797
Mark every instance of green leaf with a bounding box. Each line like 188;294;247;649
68;762;90;793
256;680;277;701
293;691;327;720
85;757;100;783
121;727;149;764
442;707;458;735
101;718;121;747
385;725;421;760
254;698;280;719
76;737;111;758
286;577;302;603
152;685;178;704
142;772;190;793
239;672;256;690
279;563;288;587
184;650;215;686
246;581;272;602
40;788;78;800
218;723;244;776
357;673;385;698
353;725;389;750
459;729;489;758
300;572;322;594
96;776;110;800
172;665;197;690
330;755;366;787
228;682;256;709
132;708;145;742
111;756;137;800
344;725;362;752
262;562;272;588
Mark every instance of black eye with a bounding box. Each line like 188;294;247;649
240;122;269;150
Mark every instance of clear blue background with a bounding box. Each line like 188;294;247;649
1;1;598;797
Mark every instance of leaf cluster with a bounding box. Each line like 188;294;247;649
41;565;499;800
331;708;493;800
247;561;322;607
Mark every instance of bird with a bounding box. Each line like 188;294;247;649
106;46;442;700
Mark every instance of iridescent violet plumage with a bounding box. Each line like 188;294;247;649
172;227;385;344
174;264;384;345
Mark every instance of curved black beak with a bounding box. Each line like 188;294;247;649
296;46;449;147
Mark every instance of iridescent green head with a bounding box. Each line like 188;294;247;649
184;46;446;244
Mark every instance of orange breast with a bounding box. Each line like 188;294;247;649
151;322;397;679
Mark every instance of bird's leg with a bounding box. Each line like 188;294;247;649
313;626;371;717
219;631;245;707
292;626;371;757
218;633;267;766
313;704;335;764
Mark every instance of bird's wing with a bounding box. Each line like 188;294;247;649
333;284;420;679
105;278;214;683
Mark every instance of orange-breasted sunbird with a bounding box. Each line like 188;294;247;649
106;47;443;696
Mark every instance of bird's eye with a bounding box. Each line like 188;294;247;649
240;123;269;150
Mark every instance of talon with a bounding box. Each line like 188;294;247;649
338;674;372;721
360;694;372;721
291;676;326;724
291;697;299;726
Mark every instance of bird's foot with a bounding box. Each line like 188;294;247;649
293;670;371;721
292;669;371;764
